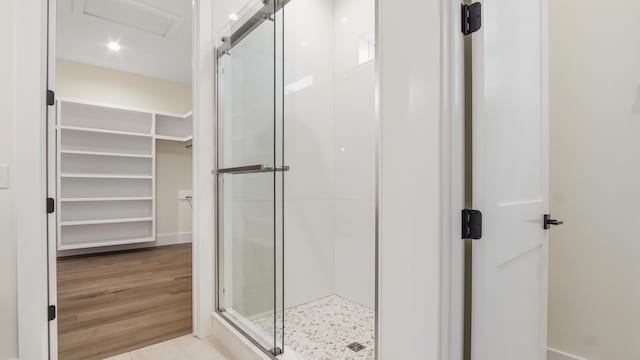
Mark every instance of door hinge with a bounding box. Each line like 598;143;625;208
462;209;482;240
47;90;55;106
461;3;482;36
47;198;55;214
48;305;56;321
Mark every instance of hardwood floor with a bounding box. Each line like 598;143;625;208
57;244;192;360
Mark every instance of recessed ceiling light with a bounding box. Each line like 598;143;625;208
229;13;239;21
107;41;121;51
300;41;309;47
340;17;349;23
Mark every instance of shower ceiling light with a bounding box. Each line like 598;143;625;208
229;13;239;21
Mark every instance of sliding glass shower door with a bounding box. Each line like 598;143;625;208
215;0;284;356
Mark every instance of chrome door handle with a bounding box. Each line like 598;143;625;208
544;214;564;229
213;164;290;175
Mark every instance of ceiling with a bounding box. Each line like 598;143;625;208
57;0;193;84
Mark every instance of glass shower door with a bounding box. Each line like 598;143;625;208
215;0;284;356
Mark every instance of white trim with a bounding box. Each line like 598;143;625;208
16;1;50;359
47;2;59;358
547;348;590;360
439;0;466;358
192;0;215;339
156;232;193;245
58;237;155;251
56;232;192;257
376;0;443;358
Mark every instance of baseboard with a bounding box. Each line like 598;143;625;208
155;232;193;246
548;347;589;360
57;232;192;257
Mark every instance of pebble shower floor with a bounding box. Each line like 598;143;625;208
253;295;375;360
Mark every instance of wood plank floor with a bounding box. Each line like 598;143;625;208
57;244;192;360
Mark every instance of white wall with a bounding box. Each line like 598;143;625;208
285;0;377;310
0;1;18;358
376;0;442;357
56;59;193;239
549;1;640;359
282;0;337;308
331;0;376;309
156;140;193;236
57;59;192;115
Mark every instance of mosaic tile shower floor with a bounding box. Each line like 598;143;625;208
252;295;375;360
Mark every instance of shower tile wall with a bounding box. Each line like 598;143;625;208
332;0;376;308
283;0;337;308
285;0;376;310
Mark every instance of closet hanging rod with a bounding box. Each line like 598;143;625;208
216;0;291;58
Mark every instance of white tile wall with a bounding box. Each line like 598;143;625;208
283;0;376;310
334;200;376;308
281;0;336;309
331;0;376;309
218;0;376;319
284;199;335;307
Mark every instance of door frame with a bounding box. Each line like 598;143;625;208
16;0;466;359
15;0;215;358
439;0;467;358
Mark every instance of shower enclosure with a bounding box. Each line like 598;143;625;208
215;0;376;358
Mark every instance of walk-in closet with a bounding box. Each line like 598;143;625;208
52;0;195;358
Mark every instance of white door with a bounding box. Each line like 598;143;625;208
471;0;549;359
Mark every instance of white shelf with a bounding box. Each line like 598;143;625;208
156;134;192;142
61;197;153;202
58;237;155;251
60;149;152;158
61;217;153;226
61;173;153;179
156;113;192;139
59;125;153;138
56;99;192;252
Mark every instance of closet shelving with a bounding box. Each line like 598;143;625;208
56;99;192;250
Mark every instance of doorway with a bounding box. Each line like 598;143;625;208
50;0;195;358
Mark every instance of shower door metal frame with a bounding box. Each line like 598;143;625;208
212;0;284;355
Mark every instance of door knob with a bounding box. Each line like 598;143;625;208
544;214;564;230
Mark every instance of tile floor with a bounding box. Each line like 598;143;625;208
104;335;234;360
252;295;375;360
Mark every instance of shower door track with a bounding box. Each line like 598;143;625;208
216;0;292;58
